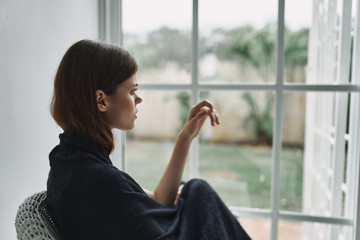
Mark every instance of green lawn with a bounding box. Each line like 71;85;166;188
125;140;303;212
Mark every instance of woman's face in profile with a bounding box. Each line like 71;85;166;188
104;74;142;130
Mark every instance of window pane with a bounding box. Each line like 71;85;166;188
238;217;270;240
278;221;352;240
125;90;191;190
199;91;274;208
123;0;191;84
280;92;351;218
284;0;312;83
280;92;306;212
199;0;277;83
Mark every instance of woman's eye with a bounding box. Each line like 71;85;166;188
131;88;138;95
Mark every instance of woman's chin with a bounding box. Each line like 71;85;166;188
123;123;135;131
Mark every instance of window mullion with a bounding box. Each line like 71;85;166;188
270;0;285;239
330;93;349;238
352;0;360;86
119;0;123;46
330;0;353;238
139;82;360;92
189;0;199;178
350;0;360;239
119;0;126;171
354;93;360;240
335;0;353;84
101;0;126;170
323;0;338;84
346;92;360;240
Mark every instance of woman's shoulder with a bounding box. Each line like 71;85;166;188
49;142;144;194
90;162;138;187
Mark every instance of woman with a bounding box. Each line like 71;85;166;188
47;39;251;240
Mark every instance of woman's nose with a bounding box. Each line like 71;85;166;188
136;95;142;105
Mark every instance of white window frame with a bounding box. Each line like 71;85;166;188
100;0;360;239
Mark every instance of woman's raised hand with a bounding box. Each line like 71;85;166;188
153;100;220;206
180;100;220;140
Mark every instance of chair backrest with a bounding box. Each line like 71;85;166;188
15;191;61;240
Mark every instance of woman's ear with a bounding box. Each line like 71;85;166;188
96;90;108;112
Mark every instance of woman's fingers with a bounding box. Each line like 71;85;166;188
194;109;208;122
205;108;220;126
189;100;214;119
182;105;220;140
214;109;221;125
196;108;219;127
207;109;215;126
189;100;221;124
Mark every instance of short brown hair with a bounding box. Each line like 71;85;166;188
51;39;138;152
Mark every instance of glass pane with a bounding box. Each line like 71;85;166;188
280;92;306;212
199;0;277;83
284;0;312;83
280;92;351;218
199;91;274;209
125;90;191;190
123;0;191;84
238;217;270;240
278;221;352;240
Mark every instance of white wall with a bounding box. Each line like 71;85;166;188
0;0;99;238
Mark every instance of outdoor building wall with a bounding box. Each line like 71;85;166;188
0;1;99;239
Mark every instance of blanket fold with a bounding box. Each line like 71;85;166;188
47;133;251;240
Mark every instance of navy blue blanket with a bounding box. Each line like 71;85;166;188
47;133;251;239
